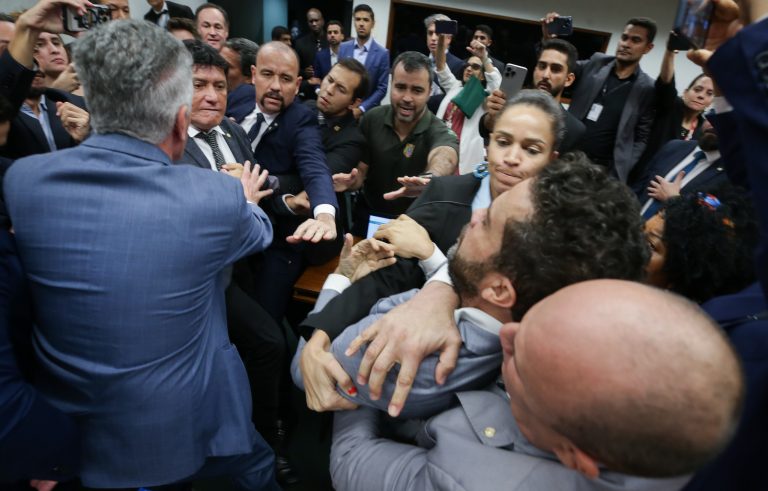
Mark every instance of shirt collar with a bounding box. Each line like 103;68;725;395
383;105;432;135
188;124;224;138
252;104;278;126
355;37;373;51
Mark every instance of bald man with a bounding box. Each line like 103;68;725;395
331;280;744;490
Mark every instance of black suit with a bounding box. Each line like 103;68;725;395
143;0;194;24
299;173;482;340
0;51;81;160
174;117;285;447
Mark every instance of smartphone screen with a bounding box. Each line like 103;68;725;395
673;0;715;49
366;215;391;239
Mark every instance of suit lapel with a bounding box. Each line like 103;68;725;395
183;139;211;169
17;112;51;151
220;121;248;164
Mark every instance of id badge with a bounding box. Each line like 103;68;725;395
587;103;603;122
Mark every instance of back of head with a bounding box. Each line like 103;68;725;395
523;280;744;477
167;17;200;40
501;153;648;320
662;187;758;303
73;20;192;144
225;37;259;75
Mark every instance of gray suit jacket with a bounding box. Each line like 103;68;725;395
568;53;655;182
292;287;503;419
331;388;691;491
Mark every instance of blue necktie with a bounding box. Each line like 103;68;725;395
643;150;707;220
247;113;266;144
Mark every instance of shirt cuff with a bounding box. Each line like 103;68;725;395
359;106;366;113
418;243;446;278
426;263;453;287
322;273;352;293
313;204;336;218
281;194;298;215
712;96;733;114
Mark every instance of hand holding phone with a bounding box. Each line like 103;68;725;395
64;4;111;32
500;64;528;99
547;16;574;37
673;0;715;50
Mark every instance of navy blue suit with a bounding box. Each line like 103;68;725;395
708;17;768;301
313;47;334;81
683;283;768;491
0;229;80;484
633;140;729;204
338;39;390;111
226;83;256;124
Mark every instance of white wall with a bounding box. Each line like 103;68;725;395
356;0;704;93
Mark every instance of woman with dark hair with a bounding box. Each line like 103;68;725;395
645;187;758;303
636;40;715;176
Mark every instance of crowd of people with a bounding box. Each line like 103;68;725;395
0;0;766;490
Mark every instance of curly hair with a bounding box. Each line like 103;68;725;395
661;187;758;303
497;152;649;320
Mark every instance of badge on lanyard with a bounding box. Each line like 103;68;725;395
587;103;603;122
403;143;415;158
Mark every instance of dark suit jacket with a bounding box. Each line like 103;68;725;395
226;83;256;123
313;47;334;81
178;118;253;170
251;101;338;213
633;140;728;204
338;39;391;111
0;229;80;483
683;283;768;491
0;51;80;159
296;33;328;72
300;173;481;340
568;53;655;182
708;17;768;301
143;0;194;23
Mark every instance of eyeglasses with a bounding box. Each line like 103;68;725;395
465;62;483;71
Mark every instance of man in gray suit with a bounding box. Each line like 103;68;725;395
294;156;649;418
4;16;278;489
330;279;744;490
542;13;656;182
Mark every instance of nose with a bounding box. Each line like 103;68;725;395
268;75;280;91
504;143;524;166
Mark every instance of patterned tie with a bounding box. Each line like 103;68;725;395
247;113;266;145
196;130;225;171
642;150;707;220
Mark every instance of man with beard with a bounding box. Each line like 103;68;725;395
635;118;729;219
337;4;390;118
311;20;344;83
0;10;81;159
335;51;458;232
239;41;338;323
482;39;585;153
542;13;656;182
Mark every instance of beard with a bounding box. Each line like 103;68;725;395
27;86;45;99
447;242;491;301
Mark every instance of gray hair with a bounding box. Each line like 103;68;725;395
503;89;566;152
424;13;450;29
73;20;192;144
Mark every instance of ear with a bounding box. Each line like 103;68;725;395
643;42;654;55
550;150;560;161
479;272;516;309
294;75;302;96
348;97;362;111
564;72;576;88
250;65;257;83
552;442;601;479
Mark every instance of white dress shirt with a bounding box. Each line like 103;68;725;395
187;124;238;171
241;107;276;151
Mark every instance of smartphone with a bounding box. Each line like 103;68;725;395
500;63;528;99
64;5;111;32
434;20;458;36
366;215;391;239
672;0;715;50
547;16;573;37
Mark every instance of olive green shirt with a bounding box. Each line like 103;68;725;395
360;105;459;216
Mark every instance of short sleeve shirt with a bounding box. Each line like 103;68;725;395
360;105;459;216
